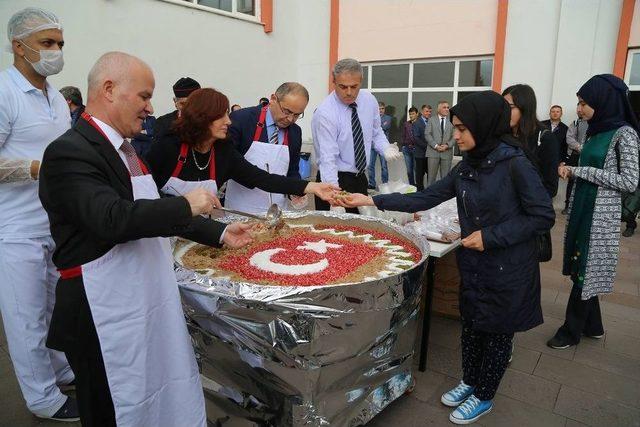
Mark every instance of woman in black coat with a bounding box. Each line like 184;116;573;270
335;91;555;425
502;84;560;198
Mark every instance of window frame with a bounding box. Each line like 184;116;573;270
624;48;640;91
363;56;494;107
363;56;494;158
156;0;261;24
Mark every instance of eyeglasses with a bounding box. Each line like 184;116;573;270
275;97;304;120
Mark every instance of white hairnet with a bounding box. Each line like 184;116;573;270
7;7;62;42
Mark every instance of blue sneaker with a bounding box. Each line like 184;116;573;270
441;381;474;407
449;395;493;424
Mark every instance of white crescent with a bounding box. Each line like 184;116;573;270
249;248;329;275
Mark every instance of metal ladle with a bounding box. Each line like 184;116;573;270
263;163;284;228
168;184;282;227
214;205;282;228
264;203;283;228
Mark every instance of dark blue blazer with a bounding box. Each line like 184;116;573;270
228;105;302;179
412;117;428;158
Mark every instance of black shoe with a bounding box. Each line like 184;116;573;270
583;332;604;339
622;227;635;237
546;336;574;349
36;396;80;422
59;379;75;392
367;185;376;190
561;208;568;215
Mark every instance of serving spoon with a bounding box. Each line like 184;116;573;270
167;184;282;227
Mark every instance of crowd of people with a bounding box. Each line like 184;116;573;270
1;6;639;427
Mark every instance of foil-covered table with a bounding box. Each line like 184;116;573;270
174;212;430;426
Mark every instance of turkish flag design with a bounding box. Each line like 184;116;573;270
218;232;385;286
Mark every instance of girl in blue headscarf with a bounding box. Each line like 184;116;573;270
548;74;639;349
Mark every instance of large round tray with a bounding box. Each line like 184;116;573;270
174;211;429;426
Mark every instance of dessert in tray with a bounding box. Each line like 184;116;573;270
175;217;422;287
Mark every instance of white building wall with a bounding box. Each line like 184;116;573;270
503;0;623;208
503;0;622;122
550;0;622;120
628;0;640;47
0;0;330;139
502;0;562;118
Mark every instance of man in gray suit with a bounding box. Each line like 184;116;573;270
424;100;454;185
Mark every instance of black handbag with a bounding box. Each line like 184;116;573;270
508;157;553;263
536;231;552;262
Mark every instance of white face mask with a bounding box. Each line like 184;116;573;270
21;42;64;77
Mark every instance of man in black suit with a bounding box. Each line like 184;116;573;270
153;76;200;140
227;82;308;211
39;52;252;426
541;104;568;164
412;104;431;190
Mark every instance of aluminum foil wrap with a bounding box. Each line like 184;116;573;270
174;211;430;426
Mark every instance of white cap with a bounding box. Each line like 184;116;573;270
7;7;62;42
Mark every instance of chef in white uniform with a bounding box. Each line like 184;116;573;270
0;7;78;421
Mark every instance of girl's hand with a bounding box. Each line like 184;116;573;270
461;230;484;251
558;165;573;180
333;192;374;208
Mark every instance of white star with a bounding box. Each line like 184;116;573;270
296;239;343;254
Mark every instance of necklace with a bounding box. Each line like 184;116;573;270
191;148;211;171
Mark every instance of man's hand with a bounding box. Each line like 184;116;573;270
184;188;221;216
222;222;254;249
384;143;403;161
333;193;374;209
461;230;484;251
304;182;341;201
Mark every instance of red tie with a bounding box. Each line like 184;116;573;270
120;139;144;177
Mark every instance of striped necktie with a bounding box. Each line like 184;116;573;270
120;139;144;176
349;103;367;174
269;124;279;144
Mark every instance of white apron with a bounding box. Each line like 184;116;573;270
160;142;218;197
161;176;218;198
224;106;290;214
80;173;206;427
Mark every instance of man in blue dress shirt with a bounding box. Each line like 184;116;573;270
312;58;402;213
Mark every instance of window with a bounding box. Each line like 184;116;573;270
624;49;640;121
371;64;410;89
160;0;260;22
458;59;493;87
196;0;232;12
413;62;455;87
362;57;494;154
